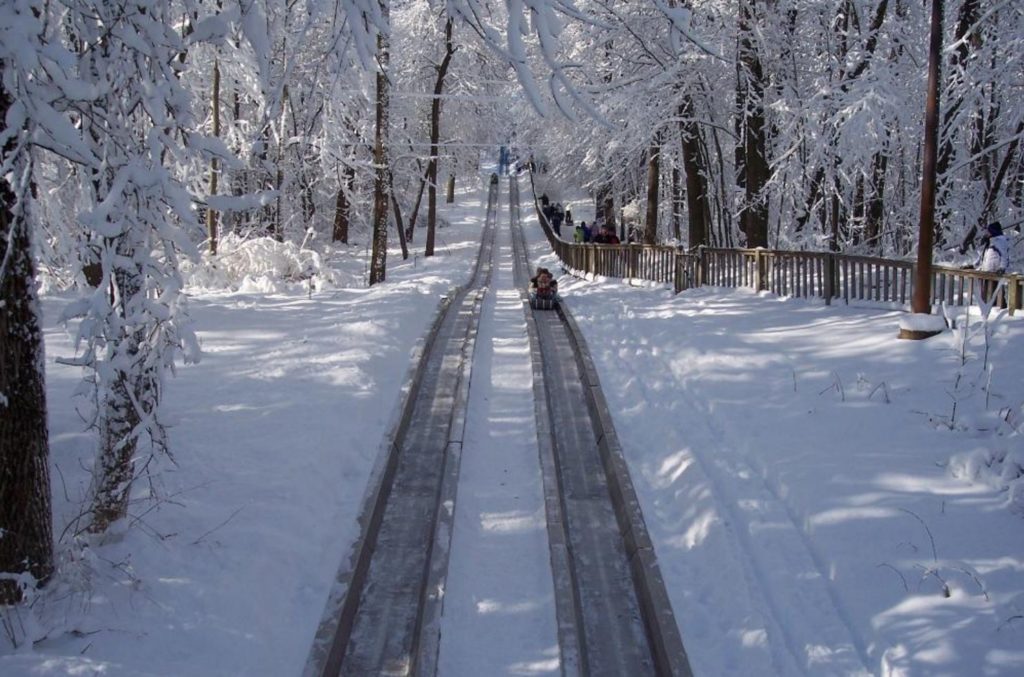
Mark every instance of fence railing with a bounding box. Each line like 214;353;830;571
528;178;1022;315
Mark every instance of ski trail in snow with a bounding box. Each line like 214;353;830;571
713;409;876;670
610;339;797;676
437;191;559;675
683;402;871;675
605;297;872;675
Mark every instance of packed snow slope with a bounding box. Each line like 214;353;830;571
523;184;1024;676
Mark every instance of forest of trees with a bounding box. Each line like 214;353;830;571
2;0;1022;604
521;0;1023;257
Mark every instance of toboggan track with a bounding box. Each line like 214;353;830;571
305;173;692;676
509;175;693;677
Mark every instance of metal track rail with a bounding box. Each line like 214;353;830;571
509;176;693;677
306;180;499;677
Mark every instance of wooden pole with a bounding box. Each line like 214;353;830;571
912;0;943;314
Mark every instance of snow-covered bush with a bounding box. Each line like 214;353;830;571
182;233;363;292
948;409;1024;514
621;200;641;225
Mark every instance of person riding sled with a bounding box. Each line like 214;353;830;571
529;267;559;309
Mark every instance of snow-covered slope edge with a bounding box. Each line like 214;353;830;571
1;189;489;676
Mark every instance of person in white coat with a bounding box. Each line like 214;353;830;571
969;222;1011;305
974;221;1010;273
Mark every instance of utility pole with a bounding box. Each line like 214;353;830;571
911;0;943;314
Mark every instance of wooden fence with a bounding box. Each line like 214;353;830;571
530;186;1023;315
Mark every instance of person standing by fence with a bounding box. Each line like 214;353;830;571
551;206;564;238
974;222;1010;273
969;222;1011;305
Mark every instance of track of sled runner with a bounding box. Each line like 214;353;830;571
311;181;498;677
509;175;693;676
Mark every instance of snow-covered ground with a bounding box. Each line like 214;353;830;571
4;171;1023;676
523;183;1024;676
438;199;559;675
1;178;495;675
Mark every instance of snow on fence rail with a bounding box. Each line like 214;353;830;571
528;179;1023;315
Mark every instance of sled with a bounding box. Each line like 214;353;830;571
530;291;558;310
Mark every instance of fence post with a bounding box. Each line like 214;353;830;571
674;249;682;293
909;263;916;309
1008;274;1021;316
697;246;706;287
823;253;834;306
755;249;767;291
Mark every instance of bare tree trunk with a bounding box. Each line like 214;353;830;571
273;84;288;243
958;119;1024;252
795;0;890;238
936;0;981;221
603;193;616;232
405;164;429;241
737;0;769;248
426;18;455;258
852;176;866;246
679;101;710;249
258;119;274;238
332;164;354;244
207;57;221;255
231;87;246;232
795;166;825;233
88;242;147;532
369;8;390;285
865;151;888;251
0;77;53;603
644;138;660;244
390;177;409;260
595;186;606;225
980;120;1024;221
705;125;732;247
89;360;141;532
671;164;682;241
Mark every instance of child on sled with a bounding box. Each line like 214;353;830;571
529;267;560;309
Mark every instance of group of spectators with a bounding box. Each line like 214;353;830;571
540;192;623;245
539;193;571;238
